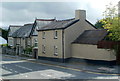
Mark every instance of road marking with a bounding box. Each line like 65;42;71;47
14;71;19;73
4;55;120;76
27;60;120;76
9;69;13;71
15;65;33;71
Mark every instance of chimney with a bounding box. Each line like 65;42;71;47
118;1;120;17
75;10;86;20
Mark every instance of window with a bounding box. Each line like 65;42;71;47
42;45;45;54
54;31;58;39
28;40;31;46
54;46;58;56
42;32;45;39
34;39;38;47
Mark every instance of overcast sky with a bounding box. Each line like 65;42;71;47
0;0;119;29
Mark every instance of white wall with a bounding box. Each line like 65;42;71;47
8;37;13;46
38;30;63;58
64;20;95;58
72;44;116;61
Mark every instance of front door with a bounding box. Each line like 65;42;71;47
33;49;38;59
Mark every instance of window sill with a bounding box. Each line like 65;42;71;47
54;53;58;56
54;37;58;39
42;52;46;54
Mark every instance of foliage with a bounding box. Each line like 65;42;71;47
24;46;33;54
100;3;120;41
0;44;8;47
95;20;104;29
0;28;8;41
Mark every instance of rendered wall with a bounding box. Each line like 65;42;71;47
72;44;116;61
38;30;63;58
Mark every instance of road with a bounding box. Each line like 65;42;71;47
1;54;120;79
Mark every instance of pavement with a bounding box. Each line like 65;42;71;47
2;54;120;75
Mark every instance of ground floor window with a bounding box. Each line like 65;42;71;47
34;39;38;47
54;46;58;56
42;45;45;54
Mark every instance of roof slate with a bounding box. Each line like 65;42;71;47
37;18;79;31
8;25;22;37
73;30;108;45
12;24;33;38
32;19;55;36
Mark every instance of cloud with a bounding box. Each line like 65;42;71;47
1;0;119;28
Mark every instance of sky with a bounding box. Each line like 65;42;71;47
0;0;119;29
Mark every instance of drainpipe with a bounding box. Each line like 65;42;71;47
62;29;65;63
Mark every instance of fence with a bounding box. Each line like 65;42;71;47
97;41;120;49
2;46;16;55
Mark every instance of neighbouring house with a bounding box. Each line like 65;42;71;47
12;19;55;56
8;25;22;47
12;24;33;55
31;18;55;58
72;30;116;64
37;10;96;62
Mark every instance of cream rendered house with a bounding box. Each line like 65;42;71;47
31;19;55;58
12;24;34;55
8;25;22;47
12;19;54;56
37;10;96;62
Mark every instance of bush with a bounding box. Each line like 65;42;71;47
24;46;33;54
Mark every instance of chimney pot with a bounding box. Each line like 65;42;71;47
75;10;86;20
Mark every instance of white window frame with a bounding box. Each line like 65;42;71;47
34;39;38;47
54;46;58;56
42;32;45;39
27;40;31;46
54;31;58;39
42;45;45;54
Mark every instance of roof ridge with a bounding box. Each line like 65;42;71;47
56;18;75;22
9;25;23;27
36;18;55;21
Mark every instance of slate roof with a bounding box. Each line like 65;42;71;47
73;30;108;45
32;18;55;36
36;19;55;21
12;24;33;38
37;18;79;31
8;25;22;37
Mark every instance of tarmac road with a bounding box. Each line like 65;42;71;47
1;54;120;80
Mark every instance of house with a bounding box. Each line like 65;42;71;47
8;25;22;47
12;24;34;55
12;19;55;56
31;18;55;58
72;30;116;64
37;10;96;62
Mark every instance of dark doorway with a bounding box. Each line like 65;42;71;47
33;49;38;59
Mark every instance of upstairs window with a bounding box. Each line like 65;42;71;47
54;31;58;39
54;46;58;56
42;32;45;39
42;45;45;54
34;39;38;47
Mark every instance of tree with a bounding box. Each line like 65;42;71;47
100;3;120;64
100;3;120;41
0;28;8;41
95;20;104;29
